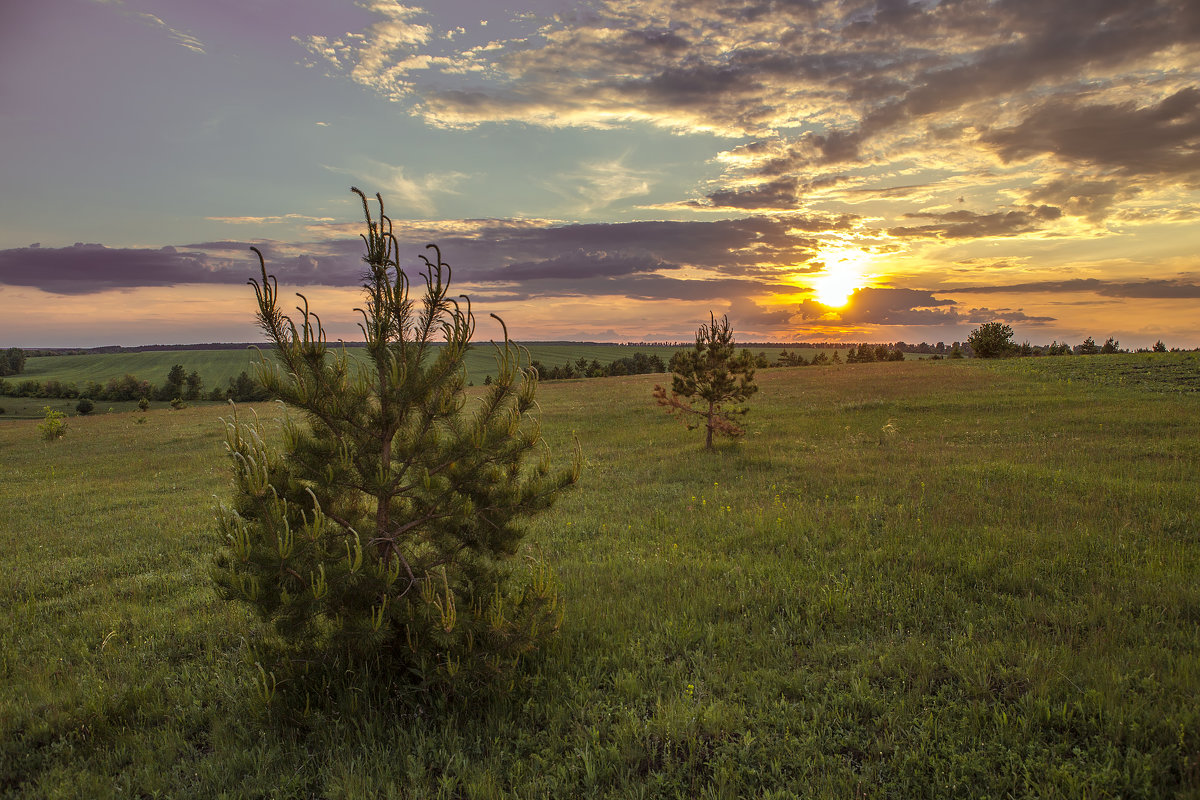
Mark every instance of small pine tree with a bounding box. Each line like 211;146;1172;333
213;188;579;697
653;313;757;449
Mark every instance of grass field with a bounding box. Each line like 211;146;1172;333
14;344;854;393
3;344;853;419
2;355;1198;798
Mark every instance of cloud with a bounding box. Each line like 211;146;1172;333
888;206;1063;239
321;160;469;214
291;0;1199;235
982;87;1200;178
700;177;804;210
798;287;960;326
949;278;1200;299
547;158;655;212
207;214;338;225
134;11;205;53
794;286;1055;327
1024;179;1124;224
0;243;236;295
472;248;676;282
296;2;432;100
93;1;206;53
728;296;795;328
0;215;838;303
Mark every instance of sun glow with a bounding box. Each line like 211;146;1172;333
811;251;871;307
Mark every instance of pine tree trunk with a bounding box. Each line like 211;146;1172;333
705;400;715;449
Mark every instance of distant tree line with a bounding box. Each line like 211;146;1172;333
0;363;269;403
527;351;668;380
962;322;1182;359
23;343;272;356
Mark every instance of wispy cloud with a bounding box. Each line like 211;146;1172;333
207;214;337;225
295;2;435;100
546;157;655;212
321;160;469;213
92;1;205;53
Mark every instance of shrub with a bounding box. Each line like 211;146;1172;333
213;188;580;699
226;371;268;402
75;398;94;415
38;407;67;441
776;350;807;367
104;374;152;402
138;397;150;412
170;397;187;410
966;322;1016;358
184;370;203;400
653;313;757;449
0;347;26;377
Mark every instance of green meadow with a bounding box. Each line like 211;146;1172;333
16;344;845;394
3;344;847;419
2;354;1198;798
16;344;681;392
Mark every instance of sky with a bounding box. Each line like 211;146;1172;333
2;0;1198;348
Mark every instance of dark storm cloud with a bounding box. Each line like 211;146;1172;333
471;249;677;281
982;87;1200;177
0;243;237;294
888;206;1062;239
0;241;375;295
383;216;832;281
950;278;1200;299
0;216;834;302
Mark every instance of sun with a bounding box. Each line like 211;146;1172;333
811;251;870;307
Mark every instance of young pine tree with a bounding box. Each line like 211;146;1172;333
213;188;579;695
653;313;757;449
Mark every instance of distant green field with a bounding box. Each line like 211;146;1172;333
2;355;1198;797
13;343;854;396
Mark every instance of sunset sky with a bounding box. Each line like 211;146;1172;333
2;0;1198;348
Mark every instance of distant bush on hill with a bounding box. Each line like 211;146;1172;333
0;348;26;377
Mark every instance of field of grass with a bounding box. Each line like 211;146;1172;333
14;343;855;400
2;355;1198;798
